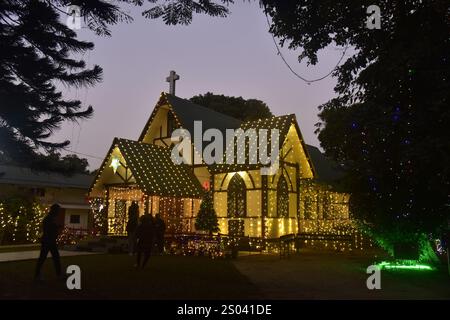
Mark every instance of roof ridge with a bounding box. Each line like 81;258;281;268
240;113;295;124
115;137;171;150
109;136;204;198
164;92;243;124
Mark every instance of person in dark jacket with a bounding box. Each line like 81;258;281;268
135;215;154;268
126;201;139;255
34;204;62;280
154;213;166;255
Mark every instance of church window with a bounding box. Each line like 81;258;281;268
227;174;246;218
277;175;289;218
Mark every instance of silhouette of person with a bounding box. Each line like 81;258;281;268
135;215;154;268
126;201;139;255
154;213;166;255
34;203;62;280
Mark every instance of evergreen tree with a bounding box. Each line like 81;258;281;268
0;0;141;168
0;0;229;168
195;192;219;235
262;0;450;258
190;92;273;121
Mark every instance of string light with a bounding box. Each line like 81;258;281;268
87;92;355;253
0;201;48;244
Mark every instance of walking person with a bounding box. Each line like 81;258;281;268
135;215;154;268
34;203;63;280
154;213;166;255
126;201;139;256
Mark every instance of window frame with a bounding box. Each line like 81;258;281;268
227;174;247;218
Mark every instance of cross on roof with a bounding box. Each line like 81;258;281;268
166;70;180;95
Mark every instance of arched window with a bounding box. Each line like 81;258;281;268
227;174;246;218
277;175;289;218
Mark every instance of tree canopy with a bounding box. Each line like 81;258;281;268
147;0;450;255
0;0;238;170
0;0;103;166
33;152;90;175
190;92;273;121
263;0;450;255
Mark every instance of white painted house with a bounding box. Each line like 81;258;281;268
0;165;93;231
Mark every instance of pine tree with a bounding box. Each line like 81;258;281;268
195;192;219;235
0;0;100;166
0;0;140;168
0;0;229;168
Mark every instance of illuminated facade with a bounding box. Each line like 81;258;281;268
89;92;351;238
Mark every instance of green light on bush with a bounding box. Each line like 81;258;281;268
376;261;434;271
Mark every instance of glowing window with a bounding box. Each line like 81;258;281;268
227;174;246;218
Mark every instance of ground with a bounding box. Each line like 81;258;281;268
233;250;450;299
0;249;449;300
0;244;40;253
0;254;260;299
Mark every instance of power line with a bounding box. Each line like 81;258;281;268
264;12;348;84
62;148;104;160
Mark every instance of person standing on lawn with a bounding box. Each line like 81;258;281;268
34;203;63;280
126;201;139;255
154;213;166;255
135;215;154;268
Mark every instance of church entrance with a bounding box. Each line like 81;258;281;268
106;186;145;235
103;187;192;235
112;199;127;235
159;197;184;234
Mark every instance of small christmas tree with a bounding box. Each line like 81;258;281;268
195;192;219;235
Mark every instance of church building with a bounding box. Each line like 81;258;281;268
89;74;350;238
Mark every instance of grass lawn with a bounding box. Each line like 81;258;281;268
0;254;261;300
233;250;450;299
1;250;448;300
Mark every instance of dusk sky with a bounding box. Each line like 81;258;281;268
53;1;349;169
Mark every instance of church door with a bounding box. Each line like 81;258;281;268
277;175;289;218
113;199;127;235
159;197;184;234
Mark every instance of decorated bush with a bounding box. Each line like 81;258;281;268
195;191;219;235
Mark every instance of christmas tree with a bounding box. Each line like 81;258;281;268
195;192;219;235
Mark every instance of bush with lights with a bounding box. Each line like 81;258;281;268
0;196;47;244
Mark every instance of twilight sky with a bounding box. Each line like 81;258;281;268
52;1;348;169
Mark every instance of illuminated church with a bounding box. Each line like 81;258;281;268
89;74;350;238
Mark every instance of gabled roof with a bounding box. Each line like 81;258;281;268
305;145;345;183
166;93;242;137
138;92;241;143
210;114;316;175
137;93;344;183
89;138;204;198
240;114;295;142
0;165;93;189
